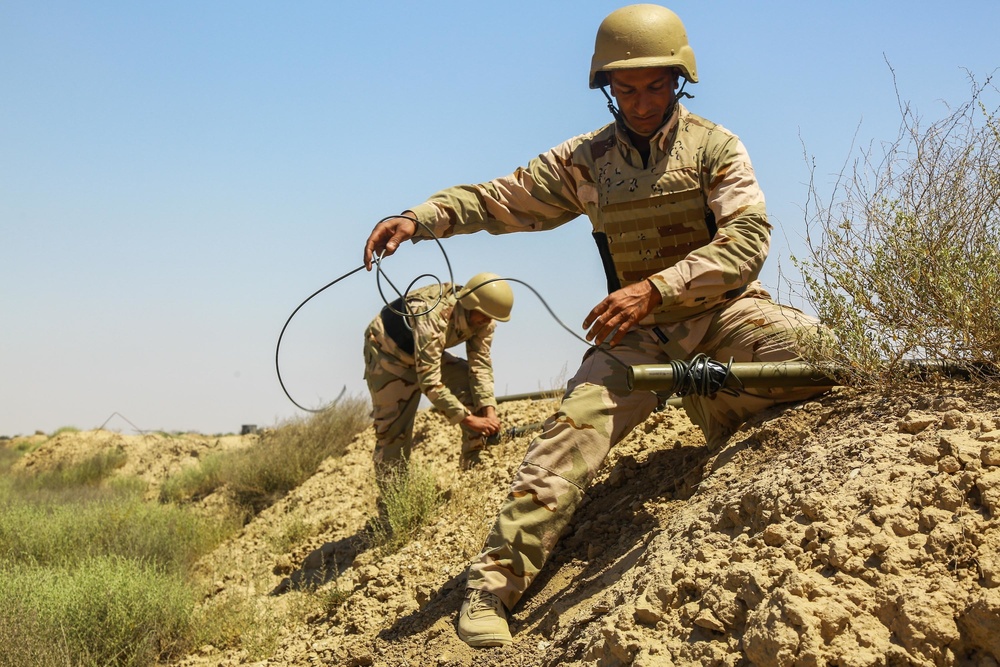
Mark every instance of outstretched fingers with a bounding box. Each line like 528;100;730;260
582;279;663;347
363;214;417;270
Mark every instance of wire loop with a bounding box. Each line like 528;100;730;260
275;216;635;413
666;353;742;397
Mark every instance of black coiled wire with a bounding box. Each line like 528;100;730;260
276;215;762;412
667;353;742;397
274;215;633;413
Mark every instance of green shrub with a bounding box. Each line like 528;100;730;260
157;396;369;518
0;446;19;475
370;461;444;554
225;396;369;516
11;438;37;454
795;76;1000;388
268;515;313;553
0;470;239;666
0;556;194;667
189;591;282;660
0;398;372;666
318;585;352;614
0;491;232;572
13;447;128;492
159;451;227;503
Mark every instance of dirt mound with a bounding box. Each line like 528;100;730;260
10;429;255;500
14;385;1000;666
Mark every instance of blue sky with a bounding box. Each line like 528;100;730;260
3;1;998;436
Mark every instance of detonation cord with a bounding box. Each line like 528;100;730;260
667;353;741;398
274;264;366;412
275;215;635;413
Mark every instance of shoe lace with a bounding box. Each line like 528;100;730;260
469;589;500;615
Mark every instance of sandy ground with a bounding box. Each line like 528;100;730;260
10;383;1000;666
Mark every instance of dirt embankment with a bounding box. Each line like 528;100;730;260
12;384;1000;666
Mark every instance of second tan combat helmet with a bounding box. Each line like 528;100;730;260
458;273;514;322
589;4;698;89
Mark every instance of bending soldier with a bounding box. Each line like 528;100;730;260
363;4;832;647
363;273;514;479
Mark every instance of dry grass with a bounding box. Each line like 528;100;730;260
370;461;445;555
160;395;370;518
794;71;1000;389
0;397;372;667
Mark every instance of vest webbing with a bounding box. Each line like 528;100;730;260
600;189;713;288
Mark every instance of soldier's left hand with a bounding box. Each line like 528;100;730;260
583;279;662;347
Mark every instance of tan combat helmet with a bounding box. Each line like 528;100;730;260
589;4;698;89
458;273;514;322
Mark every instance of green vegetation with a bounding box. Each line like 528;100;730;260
796;75;1000;387
317;584;353;614
370;461;445;555
0;459;227;665
185;590;284;661
159;396;370;518
0;447;18;471
0;396;371;666
10;438;38;454
0;556;194;667
0;491;227;571
12;447;128;492
268;515;313;554
159;450;226;504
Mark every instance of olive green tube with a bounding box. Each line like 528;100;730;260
495;390;563;403
627;361;840;392
626;358;992;393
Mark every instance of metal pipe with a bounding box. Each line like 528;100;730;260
627;358;993;393
495;390;562;404
627;361;840;393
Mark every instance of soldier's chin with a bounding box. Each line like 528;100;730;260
623;118;663;138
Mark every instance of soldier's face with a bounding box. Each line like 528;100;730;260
609;67;678;137
469;311;492;327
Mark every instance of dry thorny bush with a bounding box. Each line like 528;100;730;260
794;69;1000;389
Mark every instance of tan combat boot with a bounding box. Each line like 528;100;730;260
457;588;512;647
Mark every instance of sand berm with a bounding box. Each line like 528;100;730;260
13;382;1000;666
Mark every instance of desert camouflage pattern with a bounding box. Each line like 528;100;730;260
468;289;830;610
409;103;769;325
363;284;496;472
404;103;831;610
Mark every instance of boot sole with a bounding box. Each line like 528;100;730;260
457;630;512;648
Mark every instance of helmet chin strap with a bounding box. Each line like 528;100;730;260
599;78;694;137
599;85;627;126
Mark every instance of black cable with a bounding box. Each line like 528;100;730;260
275;215;458;412
493;276;631;372
275;264;367;413
275;216;634;413
373;214;455;321
667;353;741;397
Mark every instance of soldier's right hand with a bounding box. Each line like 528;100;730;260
363;213;417;271
461;413;500;437
583;278;663;347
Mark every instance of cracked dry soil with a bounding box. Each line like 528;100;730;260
13;384;1000;667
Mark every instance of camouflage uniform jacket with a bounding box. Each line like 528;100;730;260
408;103;770;326
372;284;498;424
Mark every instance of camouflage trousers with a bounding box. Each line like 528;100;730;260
363;325;484;480
467;292;831;610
